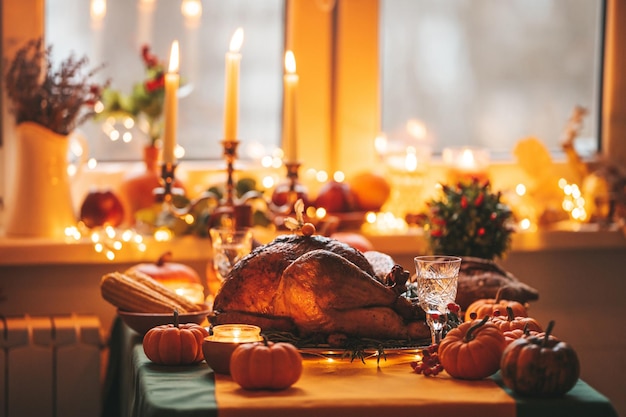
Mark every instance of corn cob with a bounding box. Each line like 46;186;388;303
125;270;202;312
100;272;191;313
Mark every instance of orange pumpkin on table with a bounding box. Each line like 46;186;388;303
230;338;303;390
143;310;210;365
438;316;506;380
502;326;541;346
490;306;543;334
464;287;528;321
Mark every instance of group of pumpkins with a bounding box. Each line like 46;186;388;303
130;253;304;391
142;314;303;391
437;290;580;398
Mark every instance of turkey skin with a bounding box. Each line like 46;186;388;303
211;234;430;343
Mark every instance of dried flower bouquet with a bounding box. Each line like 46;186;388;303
3;37;107;135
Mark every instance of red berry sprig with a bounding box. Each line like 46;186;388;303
447;302;461;315
410;344;444;376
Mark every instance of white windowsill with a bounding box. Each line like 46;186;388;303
2;154;625;267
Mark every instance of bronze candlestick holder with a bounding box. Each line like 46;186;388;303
156;139;264;230
218;139;239;207
269;160;309;216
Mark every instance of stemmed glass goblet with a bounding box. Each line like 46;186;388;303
209;227;253;283
414;255;462;345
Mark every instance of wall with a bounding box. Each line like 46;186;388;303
0;258;210;336
502;249;626;417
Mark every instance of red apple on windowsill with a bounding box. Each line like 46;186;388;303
79;189;125;228
271;180;310;208
314;181;358;213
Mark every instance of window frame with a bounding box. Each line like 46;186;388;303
1;0;626;204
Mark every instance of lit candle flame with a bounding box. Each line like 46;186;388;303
404;147;418;172
211;324;262;343
285;50;296;74
168;40;179;73
459;148;477;169
374;134;388;155
181;0;202;18
90;0;106;20
229;27;244;53
406;119;427;140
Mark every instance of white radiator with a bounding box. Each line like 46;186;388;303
0;314;102;417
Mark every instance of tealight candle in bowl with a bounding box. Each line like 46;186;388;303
202;324;263;374
170;282;206;305
442;146;490;184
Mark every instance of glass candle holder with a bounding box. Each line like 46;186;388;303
168;282;206;305
203;324;263;374
383;146;431;218
210;324;262;343
442;146;490;184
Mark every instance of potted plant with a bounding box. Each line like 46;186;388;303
3;37;106;238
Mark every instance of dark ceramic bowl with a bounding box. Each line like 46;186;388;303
118;307;211;336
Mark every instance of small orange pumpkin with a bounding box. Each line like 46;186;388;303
127;252;201;284
490;306;543;333
438;316;506;380
464;287;528;321
500;320;580;397
143;310;209;365
502;325;541;346
230;337;303;390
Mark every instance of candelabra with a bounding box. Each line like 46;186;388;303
269;160;309;216
156;140;311;231
216;140;239;207
156;140;264;230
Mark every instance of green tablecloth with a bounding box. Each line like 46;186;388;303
492;373;619;417
131;348;217;417
103;319;619;417
102;318;218;417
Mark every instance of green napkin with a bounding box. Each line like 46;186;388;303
492;372;619;417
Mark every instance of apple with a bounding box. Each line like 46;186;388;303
331;232;374;252
79;189;125;228
314;181;358;213
271;181;310;208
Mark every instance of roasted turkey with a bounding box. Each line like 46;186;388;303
211;234;430;343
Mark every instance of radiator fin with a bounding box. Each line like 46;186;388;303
1;314;102;417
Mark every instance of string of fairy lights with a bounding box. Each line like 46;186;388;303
62;177;588;261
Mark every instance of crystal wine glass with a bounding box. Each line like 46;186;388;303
414;255;462;345
209;227;253;283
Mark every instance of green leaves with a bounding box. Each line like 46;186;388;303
95;44;168;145
426;181;514;260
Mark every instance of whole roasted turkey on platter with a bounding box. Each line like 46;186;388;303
211;234;431;343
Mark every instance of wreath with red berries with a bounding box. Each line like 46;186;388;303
425;180;514;260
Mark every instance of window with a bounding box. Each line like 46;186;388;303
46;0;284;161
380;0;604;158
